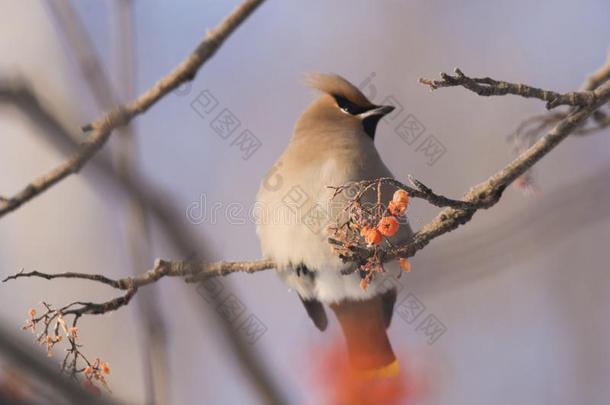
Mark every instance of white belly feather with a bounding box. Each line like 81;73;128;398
256;152;411;303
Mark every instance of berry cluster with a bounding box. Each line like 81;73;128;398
329;185;413;290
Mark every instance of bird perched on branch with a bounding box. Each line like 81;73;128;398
256;73;412;376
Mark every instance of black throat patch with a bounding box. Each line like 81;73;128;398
362;114;383;140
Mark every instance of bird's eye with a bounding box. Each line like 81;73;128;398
335;96;365;115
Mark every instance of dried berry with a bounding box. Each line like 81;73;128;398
377;216;399;237
392;189;410;206
363;228;383;245
399;258;411;273
388;200;407;216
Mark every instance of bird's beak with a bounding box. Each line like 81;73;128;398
358;105;395;120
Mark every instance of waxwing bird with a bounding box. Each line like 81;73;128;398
256;73;412;374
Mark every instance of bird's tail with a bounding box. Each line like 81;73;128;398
329;294;399;377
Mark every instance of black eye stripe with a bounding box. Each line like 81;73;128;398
333;95;370;115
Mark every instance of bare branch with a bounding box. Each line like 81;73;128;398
419;67;603;110
2;258;274;328
2;269;121;288
329;176;484;210
0;0;265;218
61;289;138;318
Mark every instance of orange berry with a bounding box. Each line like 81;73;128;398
392;189;410;205
360;278;369;291
68;327;79;338
101;362;110;375
388;200;407;216
363;228;383;245
360;226;371;237
399;258;411;273
377;216;399;237
28;308;36;318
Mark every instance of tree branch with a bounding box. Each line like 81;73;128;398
419;67;606;110
330;176;487;210
0;0;265;219
3;269;122;288
2;258;274;321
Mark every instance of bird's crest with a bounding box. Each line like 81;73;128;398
305;73;374;108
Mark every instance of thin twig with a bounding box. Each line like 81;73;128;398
3;258;275;324
329;176;484;210
419;67;603;110
3;259;275;291
2;269;121;288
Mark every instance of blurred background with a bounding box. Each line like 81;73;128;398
1;0;610;404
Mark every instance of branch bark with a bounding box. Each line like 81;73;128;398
419;67;606;110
